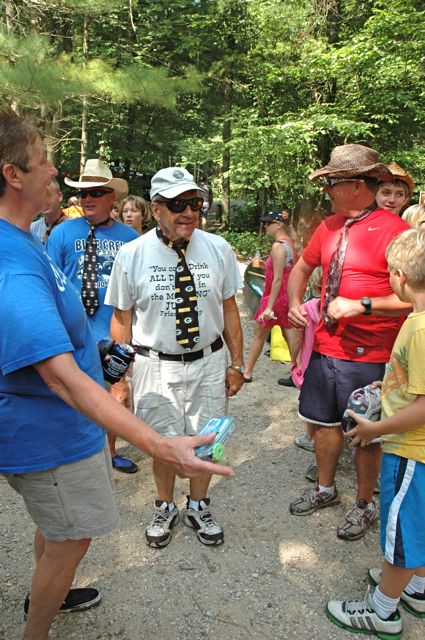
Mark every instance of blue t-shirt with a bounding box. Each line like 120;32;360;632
0;220;106;474
47;218;138;342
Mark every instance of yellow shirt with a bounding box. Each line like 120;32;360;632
381;310;425;464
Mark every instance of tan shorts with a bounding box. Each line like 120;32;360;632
132;347;228;436
4;442;119;541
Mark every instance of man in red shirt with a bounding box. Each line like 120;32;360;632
287;144;411;540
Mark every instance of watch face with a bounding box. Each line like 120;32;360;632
231;364;245;374
361;297;372;314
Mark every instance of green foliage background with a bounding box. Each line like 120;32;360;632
1;0;424;233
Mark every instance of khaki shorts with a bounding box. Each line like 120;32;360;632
132;347;228;436
4;442;119;541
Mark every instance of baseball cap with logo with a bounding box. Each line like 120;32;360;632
150;167;204;200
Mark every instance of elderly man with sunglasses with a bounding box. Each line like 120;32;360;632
287;144;411;541
106;167;244;548
47;159;140;474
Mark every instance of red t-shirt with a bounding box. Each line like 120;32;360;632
302;208;409;362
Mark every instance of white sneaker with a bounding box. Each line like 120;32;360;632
369;568;425;618
145;500;179;548
183;497;224;546
326;587;402;639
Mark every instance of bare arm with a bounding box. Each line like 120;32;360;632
110;307;133;343
287;257;315;328
346;394;425;447
327;293;411;321
222;295;244;397
109;307;133;406
34;352;234;478
258;242;285;322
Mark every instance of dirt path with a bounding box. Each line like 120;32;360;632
1;287;423;640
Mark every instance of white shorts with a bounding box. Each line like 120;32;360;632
132;347;228;436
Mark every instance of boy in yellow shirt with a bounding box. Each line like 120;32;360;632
327;229;425;639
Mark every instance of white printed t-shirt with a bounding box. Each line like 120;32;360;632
105;228;242;353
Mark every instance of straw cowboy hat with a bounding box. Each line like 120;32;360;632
381;161;414;196
64;159;128;200
309;144;393;181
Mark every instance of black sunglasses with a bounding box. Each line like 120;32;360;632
79;188;114;199
156;197;204;214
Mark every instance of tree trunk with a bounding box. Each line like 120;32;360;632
123;104;137;181
221;117;231;229
79;16;89;174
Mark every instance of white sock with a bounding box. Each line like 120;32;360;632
167;502;176;511
372;586;399;620
188;498;201;510
317;484;334;495
405;575;425;595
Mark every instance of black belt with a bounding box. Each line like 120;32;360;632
133;336;223;362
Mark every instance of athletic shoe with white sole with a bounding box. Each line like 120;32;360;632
369;568;425;618
183;497;224;545
289;484;339;516
24;587;101;620
326;587;402;639
337;499;376;541
343;384;382;443
145;500;179;548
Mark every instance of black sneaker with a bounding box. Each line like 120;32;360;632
277;376;295;387
24;587;101;619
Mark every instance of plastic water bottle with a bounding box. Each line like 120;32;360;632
195;417;236;463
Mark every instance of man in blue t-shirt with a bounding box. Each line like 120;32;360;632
47;160;139;474
0;108;233;640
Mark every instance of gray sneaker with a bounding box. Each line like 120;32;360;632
183;497;224;545
369;568;425;618
289;484;339;516
305;461;318;483
337;499;376;541
145;500;179;548
294;433;315;452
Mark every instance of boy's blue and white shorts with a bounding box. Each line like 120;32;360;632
380;452;425;568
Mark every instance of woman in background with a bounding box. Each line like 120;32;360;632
120;195;151;235
244;210;298;382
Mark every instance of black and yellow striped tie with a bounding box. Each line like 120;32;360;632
156;227;200;350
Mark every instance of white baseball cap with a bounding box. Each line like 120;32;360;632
150;167;204;200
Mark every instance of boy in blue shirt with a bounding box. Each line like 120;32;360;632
326;228;425;639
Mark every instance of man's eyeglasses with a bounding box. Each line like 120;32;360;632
326;178;365;188
79;188;114;199
156;197;204;214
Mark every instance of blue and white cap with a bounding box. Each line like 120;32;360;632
150;167;204;200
